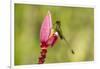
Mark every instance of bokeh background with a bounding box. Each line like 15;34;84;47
14;4;94;65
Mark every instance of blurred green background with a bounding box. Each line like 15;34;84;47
14;4;94;65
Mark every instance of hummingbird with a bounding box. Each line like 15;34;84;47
54;20;75;54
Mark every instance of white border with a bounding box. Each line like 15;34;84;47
11;0;14;68
10;0;97;69
14;0;95;8
0;0;10;69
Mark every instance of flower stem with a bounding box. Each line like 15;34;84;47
38;49;47;64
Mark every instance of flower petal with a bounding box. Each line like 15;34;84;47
40;11;52;42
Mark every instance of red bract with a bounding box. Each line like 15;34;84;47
47;32;58;47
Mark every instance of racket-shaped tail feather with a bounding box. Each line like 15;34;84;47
63;37;75;54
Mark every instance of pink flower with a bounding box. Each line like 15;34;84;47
40;11;58;48
38;11;58;64
40;11;52;43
